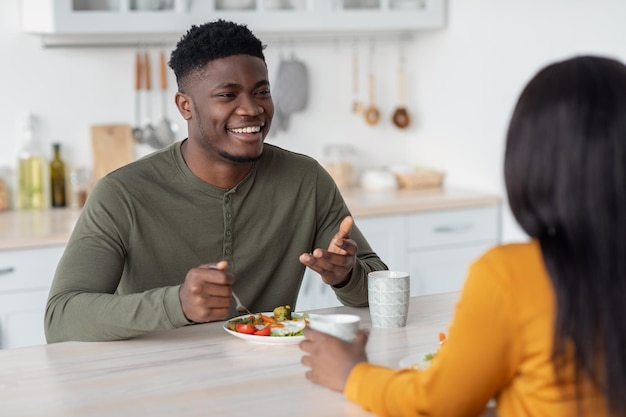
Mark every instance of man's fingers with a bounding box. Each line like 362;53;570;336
213;260;228;270
199;260;229;271
337;216;354;239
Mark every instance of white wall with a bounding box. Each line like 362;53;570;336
2;0;626;243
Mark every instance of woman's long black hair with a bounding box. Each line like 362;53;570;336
505;55;626;416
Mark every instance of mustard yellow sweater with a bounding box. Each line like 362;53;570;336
345;241;606;417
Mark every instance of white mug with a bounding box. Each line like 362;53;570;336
368;270;410;328
308;314;361;342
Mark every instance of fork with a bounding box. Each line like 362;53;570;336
232;290;252;315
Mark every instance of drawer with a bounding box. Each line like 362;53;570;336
408;243;493;296
355;215;407;271
408;205;499;250
0;245;65;293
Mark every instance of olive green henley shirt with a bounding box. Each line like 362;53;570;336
45;142;387;342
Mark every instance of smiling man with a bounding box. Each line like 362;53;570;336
45;20;387;343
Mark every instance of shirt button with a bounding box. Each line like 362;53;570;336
226;212;232;220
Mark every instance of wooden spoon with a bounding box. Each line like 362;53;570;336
364;43;380;126
352;47;363;114
392;66;410;129
392;44;410;129
365;73;380;125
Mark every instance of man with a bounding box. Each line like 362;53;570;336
45;20;387;343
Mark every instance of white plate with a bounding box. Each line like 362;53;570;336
398;352;433;369
223;312;306;345
399;351;498;408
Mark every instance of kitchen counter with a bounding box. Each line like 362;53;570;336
0;207;82;250
0;187;500;251
0;291;494;417
341;186;500;217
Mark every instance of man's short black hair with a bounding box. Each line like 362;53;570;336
168;19;266;91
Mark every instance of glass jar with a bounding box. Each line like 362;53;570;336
323;145;357;189
69;167;91;208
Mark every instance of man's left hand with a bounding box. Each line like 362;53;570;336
299;216;357;287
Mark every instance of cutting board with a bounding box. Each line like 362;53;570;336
91;124;135;181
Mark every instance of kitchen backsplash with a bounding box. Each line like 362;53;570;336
4;0;626;244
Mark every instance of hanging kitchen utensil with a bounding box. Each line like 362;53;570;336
392;39;411;129
351;43;363;114
141;50;163;148
132;51;145;144
271;51;309;136
156;50;178;146
364;42;380;126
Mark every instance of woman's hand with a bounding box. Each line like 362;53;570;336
299;326;369;392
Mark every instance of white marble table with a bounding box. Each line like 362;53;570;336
0;292;476;417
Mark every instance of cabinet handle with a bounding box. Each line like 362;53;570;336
433;224;473;234
0;267;15;275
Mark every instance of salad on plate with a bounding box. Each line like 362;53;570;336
224;305;310;344
399;332;447;370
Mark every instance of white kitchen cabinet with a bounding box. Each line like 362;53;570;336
295;203;501;310
21;0;445;46
0;245;65;349
406;205;500;295
408;242;493;295
295;214;407;311
355;214;407;271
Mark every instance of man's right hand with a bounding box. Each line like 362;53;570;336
179;260;233;323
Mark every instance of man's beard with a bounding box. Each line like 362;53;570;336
218;149;263;164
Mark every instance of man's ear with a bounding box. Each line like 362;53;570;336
175;92;192;120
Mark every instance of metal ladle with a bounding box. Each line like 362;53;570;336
156;50;178;146
132;51;145;144
141;50;163;149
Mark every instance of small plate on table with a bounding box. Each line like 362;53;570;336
398;352;434;370
223;312;307;345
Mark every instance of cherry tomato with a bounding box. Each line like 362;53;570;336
235;324;256;334
254;326;271;336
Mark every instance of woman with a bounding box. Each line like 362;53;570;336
299;55;626;417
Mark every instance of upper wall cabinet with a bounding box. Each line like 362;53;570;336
21;0;446;46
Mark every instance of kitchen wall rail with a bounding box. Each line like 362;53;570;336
22;0;445;48
35;32;415;49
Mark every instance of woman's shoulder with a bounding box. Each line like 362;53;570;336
481;240;541;261
470;240;550;295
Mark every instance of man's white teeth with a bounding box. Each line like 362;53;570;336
229;126;261;134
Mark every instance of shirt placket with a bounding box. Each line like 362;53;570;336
223;191;234;264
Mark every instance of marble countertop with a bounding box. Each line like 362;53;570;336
0;187;500;251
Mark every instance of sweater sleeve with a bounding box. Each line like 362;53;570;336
312;163;388;307
344;251;521;417
45;177;191;343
